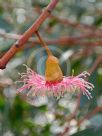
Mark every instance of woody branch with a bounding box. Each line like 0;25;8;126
0;0;59;69
0;31;102;46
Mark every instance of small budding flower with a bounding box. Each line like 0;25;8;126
45;55;63;82
17;32;94;100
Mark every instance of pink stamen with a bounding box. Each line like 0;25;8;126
17;66;94;99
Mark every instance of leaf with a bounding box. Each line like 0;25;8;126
71;128;102;136
94;16;102;26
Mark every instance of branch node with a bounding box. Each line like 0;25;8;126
15;41;20;48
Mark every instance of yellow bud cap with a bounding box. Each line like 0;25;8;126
45;55;63;82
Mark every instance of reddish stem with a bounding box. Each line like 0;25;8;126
58;93;82;136
0;31;102;46
79;106;102;125
35;7;102;33
88;55;102;75
35;31;52;56
0;0;59;69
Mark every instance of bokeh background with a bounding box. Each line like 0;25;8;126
0;0;102;136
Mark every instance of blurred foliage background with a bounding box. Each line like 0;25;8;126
0;0;102;136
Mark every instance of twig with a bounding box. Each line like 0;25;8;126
52;15;102;33
78;106;102;125
76;55;102;128
58;93;82;136
35;7;102;33
88;55;102;75
0;31;102;46
0;0;59;69
35;31;52;56
1;4;102;33
59;55;102;136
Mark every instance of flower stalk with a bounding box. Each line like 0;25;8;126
35;31;63;82
35;31;52;56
